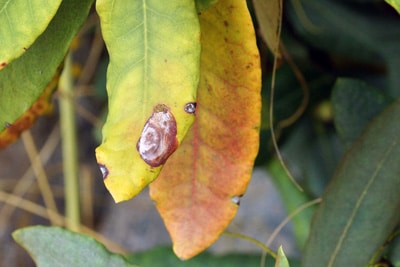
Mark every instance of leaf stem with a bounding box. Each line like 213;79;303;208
59;53;80;231
223;231;277;259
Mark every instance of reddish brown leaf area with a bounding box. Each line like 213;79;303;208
149;0;261;260
0;76;58;149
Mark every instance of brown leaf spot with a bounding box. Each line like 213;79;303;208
137;104;178;167
184;102;197;114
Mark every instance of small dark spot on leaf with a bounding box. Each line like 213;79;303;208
184;102;196;114
0;62;7;67
98;164;109;179
224;20;229;27
231;195;242;205
23;47;27;51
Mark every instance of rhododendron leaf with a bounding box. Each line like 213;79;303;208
95;0;200;203
150;0;261;259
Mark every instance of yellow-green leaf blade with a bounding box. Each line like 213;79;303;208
150;0;261;259
96;0;200;202
275;246;290;267
0;0;93;146
385;0;400;14
0;0;62;68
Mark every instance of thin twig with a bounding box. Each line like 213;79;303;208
223;231;277;259
0;124;60;231
0;190;126;254
21;131;59;224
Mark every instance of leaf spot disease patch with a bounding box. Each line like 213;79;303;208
137;104;178;167
184;102;197;114
98;164;109;179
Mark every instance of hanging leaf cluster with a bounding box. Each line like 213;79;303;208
95;0;261;259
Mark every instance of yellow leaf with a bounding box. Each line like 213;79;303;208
95;0;201;202
150;0;261;259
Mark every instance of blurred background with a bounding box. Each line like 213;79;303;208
1;0;399;266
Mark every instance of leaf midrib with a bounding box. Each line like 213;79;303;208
328;140;398;266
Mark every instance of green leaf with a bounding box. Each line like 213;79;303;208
389;234;400;267
95;0;201;202
385;0;400;14
286;0;400;96
268;158;316;250
126;246;286;267
302;100;400;266
12;226;137;267
332;78;391;148
275;246;290;267
0;0;93;134
0;0;62;68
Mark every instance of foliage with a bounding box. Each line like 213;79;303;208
0;0;400;266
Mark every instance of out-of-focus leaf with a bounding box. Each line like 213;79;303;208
0;0;93;146
149;0;261;260
126;246;281;267
95;0;200;202
332;78;391;148
302;100;400;266
253;0;282;57
385;0;400;14
275;246;290;267
389;234;400;266
286;0;400;97
268;158;316;250
13;226;136;267
0;0;62;69
279;118;343;197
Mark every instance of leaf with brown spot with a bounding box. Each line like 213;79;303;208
149;0;261;260
0;75;57;149
0;0;93;148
